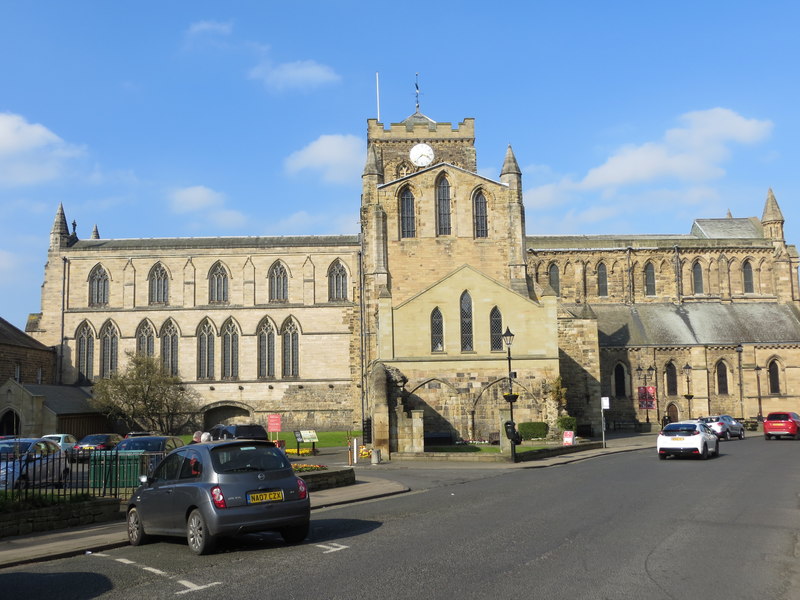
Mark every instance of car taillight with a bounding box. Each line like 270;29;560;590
297;478;308;500
211;486;227;509
95;444;107;450
689;431;700;436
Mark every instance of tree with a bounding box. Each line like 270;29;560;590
91;352;200;434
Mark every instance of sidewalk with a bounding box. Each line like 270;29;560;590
0;432;655;569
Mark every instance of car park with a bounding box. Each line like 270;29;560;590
126;440;310;554
657;420;719;459
763;412;800;440
73;433;123;461
698;415;745;440
208;423;269;441
0;438;70;489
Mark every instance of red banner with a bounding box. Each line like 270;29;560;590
267;414;282;432
637;386;657;410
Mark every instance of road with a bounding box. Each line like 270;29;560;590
2;436;799;599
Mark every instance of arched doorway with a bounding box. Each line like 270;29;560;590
666;403;679;423
0;409;21;436
202;401;255;430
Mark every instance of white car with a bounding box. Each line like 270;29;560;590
43;433;78;451
657;420;719;460
0;438;71;490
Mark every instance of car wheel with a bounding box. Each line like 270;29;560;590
280;522;310;544
187;509;216;555
14;476;29;490
57;467;71;489
127;507;149;546
714;441;720;457
658;453;666;460
765;434;771;440
724;430;731;441
739;429;745;440
700;444;709;460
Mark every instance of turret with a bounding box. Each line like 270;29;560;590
500;145;522;191
761;188;785;243
49;203;70;251
91;224;100;239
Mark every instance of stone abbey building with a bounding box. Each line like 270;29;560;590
21;109;800;454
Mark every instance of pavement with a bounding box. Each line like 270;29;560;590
0;431;656;569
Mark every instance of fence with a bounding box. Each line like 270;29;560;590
0;449;167;503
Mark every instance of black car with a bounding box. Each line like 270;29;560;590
208;423;268;441
115;436;185;453
73;433;124;461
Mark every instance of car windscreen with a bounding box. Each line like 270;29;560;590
117;439;164;451
79;434;109;444
699;417;719;423
767;414;790;421
0;441;28;455
663;425;697;434
233;426;267;439
211;444;291;473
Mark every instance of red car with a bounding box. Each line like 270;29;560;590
763;412;800;440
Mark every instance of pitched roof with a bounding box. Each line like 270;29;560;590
21;384;96;415
69;235;359;252
690;217;762;239
0;316;52;351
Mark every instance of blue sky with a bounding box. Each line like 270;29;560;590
2;1;799;330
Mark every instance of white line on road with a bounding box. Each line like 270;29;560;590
315;543;349;553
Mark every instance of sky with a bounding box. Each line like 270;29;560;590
1;1;799;330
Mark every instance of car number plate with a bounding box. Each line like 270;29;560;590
248;490;284;504
671;437;684;441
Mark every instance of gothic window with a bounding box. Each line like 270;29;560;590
431;308;444;352
473;191;488;238
692;262;704;295
665;363;678;396
282;320;299;378
742;260;754;294
89;265;109;306
436;175;451;236
597;264;608;297
136;322;155;356
221;320;239;379
197;320;215;379
328;261;347;302
148;263;169;305
614;364;627;398
400;187;415;238
768;359;781;394
460;291;473;352
548;264;560;296
269;262;288;302
644;263;656;296
257;320;275;378
161;320;179;376
490;307;503;351
77;323;94;382
209;263;228;304
716;361;729;395
99;322;118;379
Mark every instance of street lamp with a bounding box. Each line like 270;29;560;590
502;327;519;463
636;365;656;423
754;365;763;421
736;344;744;419
683;363;693;419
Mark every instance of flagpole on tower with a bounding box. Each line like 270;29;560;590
415;73;420;112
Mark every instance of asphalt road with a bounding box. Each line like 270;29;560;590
2;435;799;599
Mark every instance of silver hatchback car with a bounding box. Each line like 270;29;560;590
126;440;310;554
698;415;745;440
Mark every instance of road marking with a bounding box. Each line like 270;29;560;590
115;558;135;564
91;553;221;593
176;580;223;594
315;543;349;553
142;566;167;575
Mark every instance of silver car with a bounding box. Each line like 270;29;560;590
699;415;745;440
0;438;71;490
126;440;310;555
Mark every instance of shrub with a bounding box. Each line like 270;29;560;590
557;415;577;432
519;422;548;439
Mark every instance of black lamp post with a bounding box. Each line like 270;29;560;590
736;344;744;419
683;363;693;419
754;365;763;420
636;365;655;423
502;327;519;463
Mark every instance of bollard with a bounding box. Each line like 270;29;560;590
370;448;381;464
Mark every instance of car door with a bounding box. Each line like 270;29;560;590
136;452;184;533
701;424;717;450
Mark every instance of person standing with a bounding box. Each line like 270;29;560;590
189;431;203;444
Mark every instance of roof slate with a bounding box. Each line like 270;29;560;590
0;316;52;351
21;384;96;415
69;235;360;251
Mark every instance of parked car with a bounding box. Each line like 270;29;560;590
208;423;268;441
763;412;800;440
73;433;123;461
0;438;70;490
698;415;745;440
125;431;161;438
657;420;719;459
116;436;185;453
126;440;309;555
42;433;79;452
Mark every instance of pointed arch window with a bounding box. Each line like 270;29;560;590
99;322;118;379
328;261;348;301
197;321;215;379
742;260;754;294
148;263;169;305
549;264;560;296
768;359;781;394
161;321;179;376
269;262;288;302
473;191;488;238
431;308;444;353
282;321;299;378
665;363;678;396
221;321;239;379
490;307;503;351
460;291;473;352
614;364;627;398
136;322;155;357
209;263;229;304
89;265;109;306
597;264;608;297
400;187;416;238
436;176;451;236
77;323;94;383
644;263;656;296
716;361;729;395
257;321;275;378
692;262;704;295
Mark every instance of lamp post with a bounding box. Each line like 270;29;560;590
736;344;744;419
754;365;763;421
502;327;519;463
636;365;655;423
683;363;693;419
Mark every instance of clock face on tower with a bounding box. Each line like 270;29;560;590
409;143;434;167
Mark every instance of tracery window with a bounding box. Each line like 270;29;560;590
644;263;656;296
431;308;443;353
77;323;94;382
89;265;109;306
665;363;678;396
768;359;781;394
597;263;608;297
490;307;503;351
614;364;627;398
269;262;288;302
742;260;754;294
436;176;451;236
197;320;215;379
692;262;704;295
460;291;473;352
148;263;169;305
400;187;415;238
473;191;488;238
328;261;347;302
716;361;729;395
136;322;155;356
221;320;239;379
209;263;228;304
549;264;560;296
161;320;179;376
99;322;118;379
282;320;299;377
257;320;275;378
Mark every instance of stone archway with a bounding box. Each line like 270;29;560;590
666;403;679;423
0;409;21;436
202;401;257;430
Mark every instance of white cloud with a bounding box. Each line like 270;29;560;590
186;20;233;37
210;209;247;229
0;249;18;274
284;134;363;184
0;113;85;186
249;59;340;92
169;185;225;213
